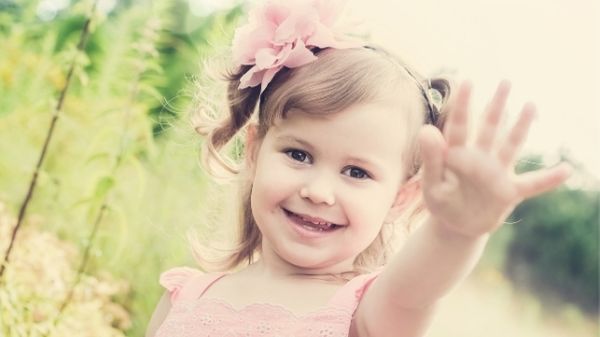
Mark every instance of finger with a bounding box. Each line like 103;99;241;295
498;102;536;167
476;80;511;151
419;125;446;187
515;162;572;199
444;81;472;147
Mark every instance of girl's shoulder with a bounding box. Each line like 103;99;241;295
327;269;382;310
146;267;218;337
159;266;226;305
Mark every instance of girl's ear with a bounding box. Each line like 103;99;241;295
245;123;261;171
384;176;421;223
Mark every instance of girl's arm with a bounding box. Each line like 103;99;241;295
351;217;488;337
352;81;571;337
145;292;171;337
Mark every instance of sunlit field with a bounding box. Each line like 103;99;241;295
428;270;597;337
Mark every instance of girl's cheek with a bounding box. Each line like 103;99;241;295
343;186;394;218
259;162;304;194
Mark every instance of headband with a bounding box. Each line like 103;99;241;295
363;45;439;125
231;0;440;124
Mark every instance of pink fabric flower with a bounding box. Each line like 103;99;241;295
232;0;362;93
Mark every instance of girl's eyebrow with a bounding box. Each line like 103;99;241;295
275;135;315;151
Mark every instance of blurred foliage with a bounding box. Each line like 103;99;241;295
0;202;131;337
505;155;599;314
147;1;244;136
0;0;244;335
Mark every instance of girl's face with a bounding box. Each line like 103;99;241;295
248;99;416;274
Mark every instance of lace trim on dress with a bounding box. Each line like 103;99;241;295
157;297;354;337
155;267;382;337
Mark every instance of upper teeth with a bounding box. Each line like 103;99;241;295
299;215;332;227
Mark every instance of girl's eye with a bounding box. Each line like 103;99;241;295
285;149;311;163
343;166;370;180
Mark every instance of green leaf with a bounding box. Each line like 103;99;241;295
93;176;115;200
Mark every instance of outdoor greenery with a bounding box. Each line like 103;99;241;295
0;1;597;336
0;1;244;335
506;156;599;314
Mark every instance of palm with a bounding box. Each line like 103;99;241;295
418;81;571;237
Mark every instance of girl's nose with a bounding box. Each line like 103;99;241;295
299;176;336;206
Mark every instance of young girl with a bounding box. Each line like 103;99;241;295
146;1;571;336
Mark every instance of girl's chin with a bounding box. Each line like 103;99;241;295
275;248;355;274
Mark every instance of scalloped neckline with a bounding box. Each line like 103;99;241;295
180;296;353;320
178;272;354;318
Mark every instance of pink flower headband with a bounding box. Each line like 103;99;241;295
232;0;362;93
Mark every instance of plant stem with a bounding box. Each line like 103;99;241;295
51;13;160;332
0;1;97;280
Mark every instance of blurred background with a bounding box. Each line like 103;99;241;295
0;0;597;336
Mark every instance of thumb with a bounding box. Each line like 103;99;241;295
418;125;446;187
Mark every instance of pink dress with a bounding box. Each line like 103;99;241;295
154;267;380;337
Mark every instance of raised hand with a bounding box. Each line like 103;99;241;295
418;81;571;237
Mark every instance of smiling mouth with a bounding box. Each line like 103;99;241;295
283;208;342;232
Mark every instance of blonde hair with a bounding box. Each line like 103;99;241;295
191;47;451;275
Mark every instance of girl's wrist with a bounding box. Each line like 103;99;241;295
428;217;491;244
